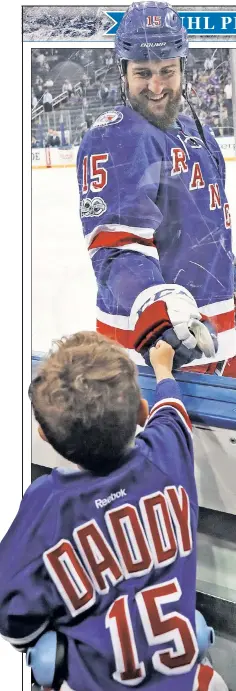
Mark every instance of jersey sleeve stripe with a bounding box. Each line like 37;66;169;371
89;230;156;251
85;224;156;248
201;308;235;333
201;297;234;317
194;663;214;690
96;306;136;348
97;319;133;348
97;307;130;330
148;397;192;435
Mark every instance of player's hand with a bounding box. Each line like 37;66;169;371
134;286;218;367
149;341;174;381
188;317;217;358
164;290;218;359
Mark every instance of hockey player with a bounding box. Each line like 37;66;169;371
77;1;236;376
0;333;228;690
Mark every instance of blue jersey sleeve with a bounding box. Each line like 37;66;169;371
136;378;197;504
0;476;60;650
76;111;170;354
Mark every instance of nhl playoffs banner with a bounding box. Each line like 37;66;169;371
23;7;236;40
104;11;236;35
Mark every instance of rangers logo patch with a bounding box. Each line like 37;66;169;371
92;111;123;128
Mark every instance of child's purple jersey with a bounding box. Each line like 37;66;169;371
0;379;199;690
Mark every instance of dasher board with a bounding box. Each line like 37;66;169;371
138;366;236;430
32;355;236;430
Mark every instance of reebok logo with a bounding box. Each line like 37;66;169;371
95;489;126;509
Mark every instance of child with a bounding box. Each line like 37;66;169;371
0;332;227;691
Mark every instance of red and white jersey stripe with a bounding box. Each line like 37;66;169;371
193;663;228;691
147;396;193;438
87;224;159;261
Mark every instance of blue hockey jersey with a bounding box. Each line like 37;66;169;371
77;106;235;367
0;380;200;690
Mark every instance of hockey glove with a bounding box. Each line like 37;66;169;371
133;286;218;367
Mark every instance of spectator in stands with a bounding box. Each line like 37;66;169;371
35;74;43;87
44;78;54;91
211;114;221;138
185;51;196;81
98;83;109;104
98;54;104;69
32;134;42;148
204;52;215;72
35;51;49;72
85;113;94;130
35;50;45;68
109;83;118;106
34;74;43;99
32;89;38;109
76;84;83;100
77;113;94;143
220;103;233;135
45;129;60;147
208;93;218;113
62;79;73;98
80;76;89;94
224;80;233;119
104;49;114;68
43;89;53;112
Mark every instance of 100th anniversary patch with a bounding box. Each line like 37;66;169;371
81;197;107;217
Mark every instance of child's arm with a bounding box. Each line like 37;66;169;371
138;342;196;492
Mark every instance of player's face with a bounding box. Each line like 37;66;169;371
126;58;182;129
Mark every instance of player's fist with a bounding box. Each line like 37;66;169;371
133;285;218;367
149;340;174;371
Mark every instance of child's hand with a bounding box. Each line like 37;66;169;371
149;340;174;381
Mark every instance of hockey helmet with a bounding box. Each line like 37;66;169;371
115;1;188;65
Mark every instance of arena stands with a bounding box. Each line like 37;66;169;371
31;47;233;146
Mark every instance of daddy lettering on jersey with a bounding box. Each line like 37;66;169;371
44;485;198;683
44;485;193;613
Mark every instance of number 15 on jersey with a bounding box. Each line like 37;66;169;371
106;578;198;685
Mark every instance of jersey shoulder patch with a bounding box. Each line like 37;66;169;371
92;110;124;128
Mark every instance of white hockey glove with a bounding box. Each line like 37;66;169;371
133;286;218;367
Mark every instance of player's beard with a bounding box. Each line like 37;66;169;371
127;84;183;130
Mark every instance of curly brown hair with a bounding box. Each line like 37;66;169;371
29;331;141;474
